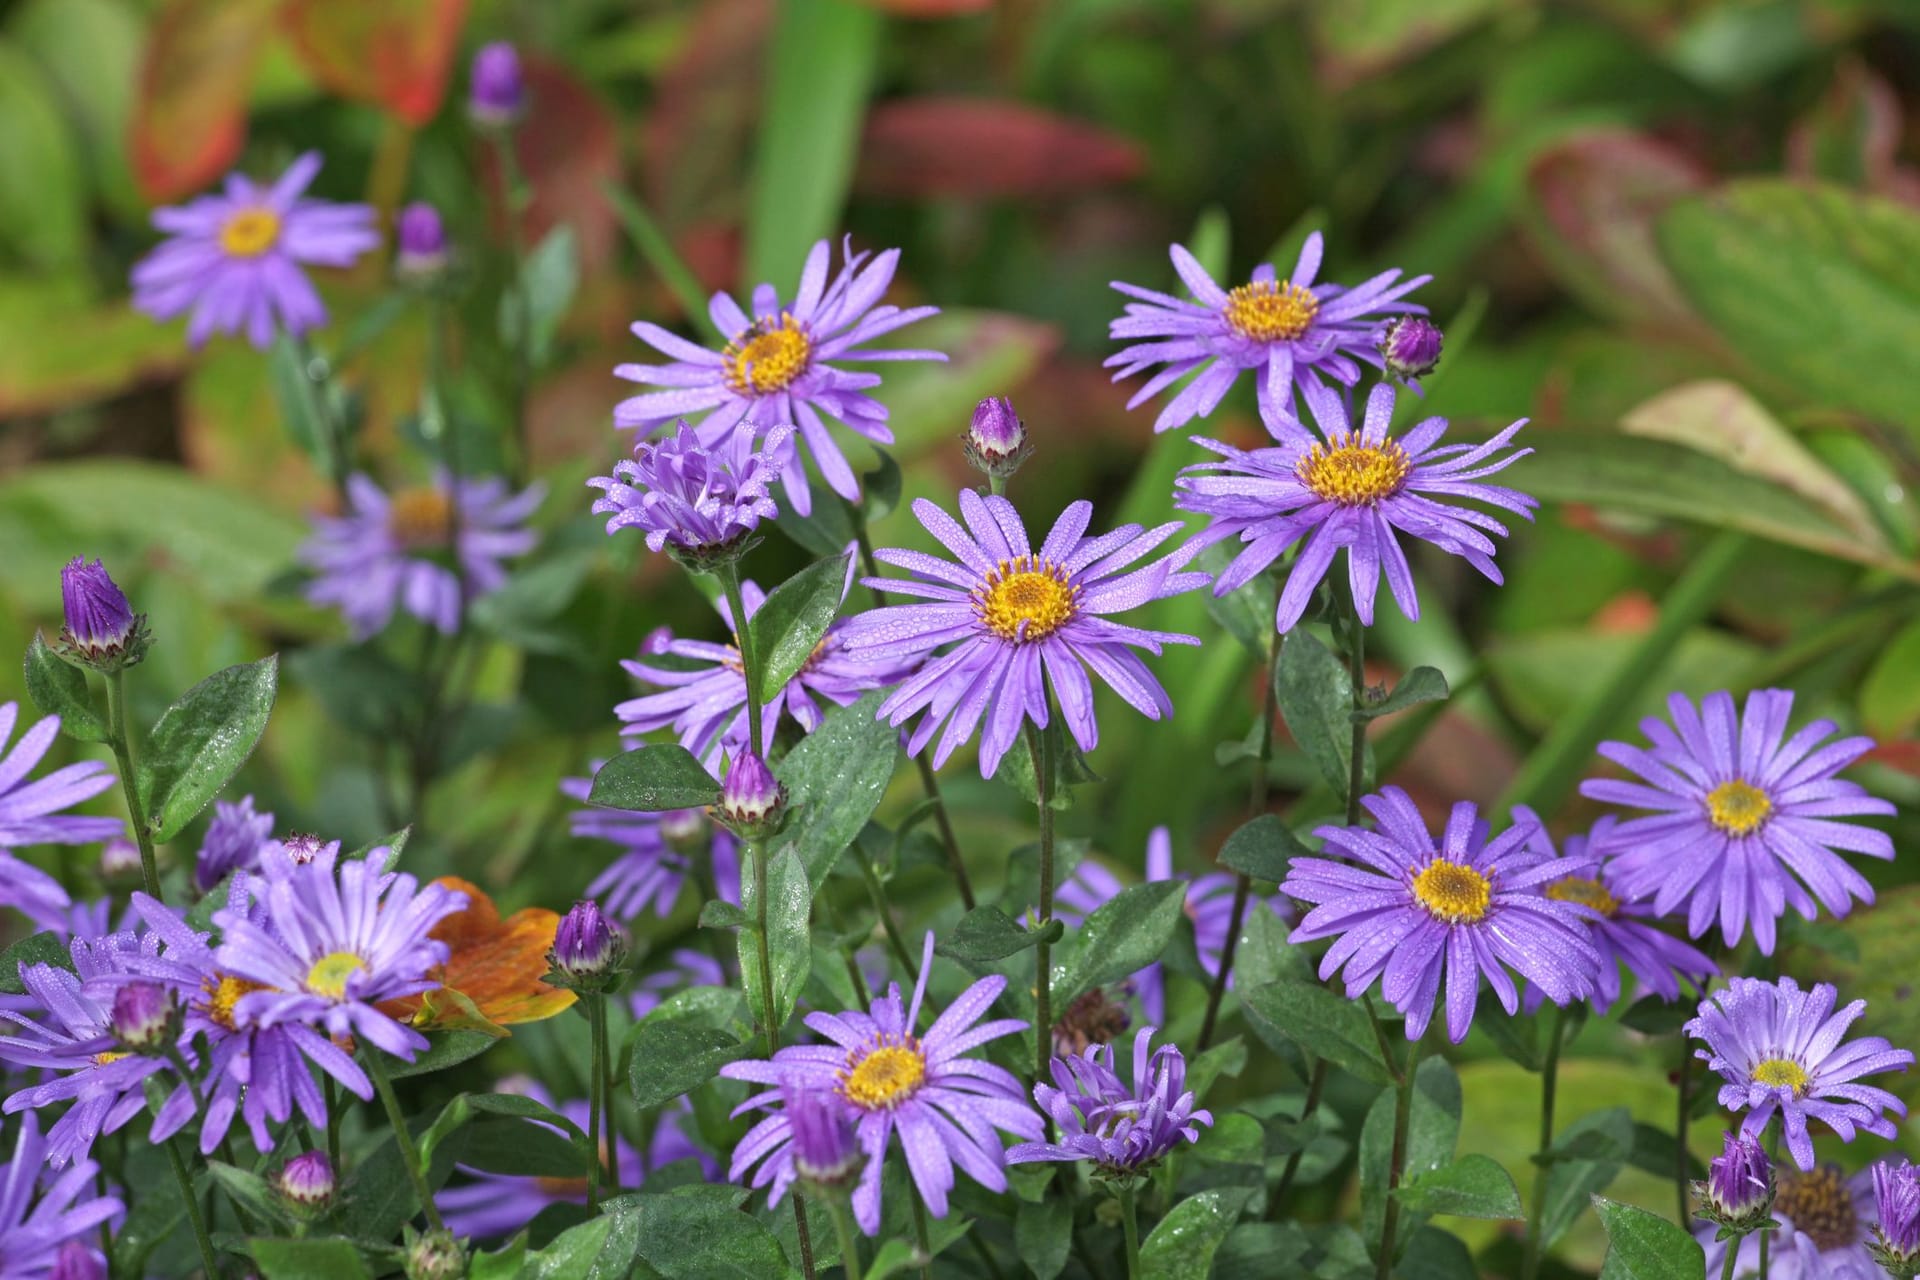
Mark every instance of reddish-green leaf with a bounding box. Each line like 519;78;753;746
856;99;1143;199
129;0;276;201
281;0;467;126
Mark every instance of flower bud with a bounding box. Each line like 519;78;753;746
276;832;332;866
1693;1132;1773;1234
404;1226;468;1280
1378;316;1442;384
1874;1160;1920;1279
963;396;1031;480
784;1086;862;1193
111;982;180;1055
58;558;149;672
98;836;145;889
710;753;788;841
468;42;525;129
547;900;628;992
395;203;450;282
660;807;710;856
273;1150;337;1215
50;1241;105;1280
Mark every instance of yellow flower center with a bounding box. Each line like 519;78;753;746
93;1050;129;1067
1411;858;1492;924
219;208;282;258
387;487;454;549
203;974;270;1032
306;951;367;1000
1751;1057;1810;1095
840;1041;927;1110
976;556;1079;643
1706;780;1772;837
1222;279;1320;342
1546;876;1619;918
1775;1165;1857;1250
1297;434;1412;507
724;313;813;396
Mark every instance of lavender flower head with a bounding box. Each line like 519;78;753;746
1688;976;1912;1171
109;981;179;1054
1873;1161;1920;1277
395;202;450;280
0;703;121;851
1106;233;1430;432
131;152;379;348
1695;1132;1773;1232
469;42;526;127
720;933;1041;1234
1009;1028;1212;1177
59;558;147;671
302;471;542;638
97;837;144;890
564;772;739;921
1379;315;1443;385
1177;381;1535;634
50;1240;107;1280
838;491;1210;777
0;1114;123;1274
612;237;945;516
964;396;1031;479
588;421;793;566
784;1085;862;1187
194;794;274;893
1281;787;1600;1043
549;900;627;991
1700;1163;1880;1280
1582;689;1895;954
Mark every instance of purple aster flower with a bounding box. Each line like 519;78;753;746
1;851;73;935
0;1114;122;1274
1695;1131;1774;1231
838;491;1210;778
562;776;740;921
720;933;1042;1234
1518;814;1716;1016
1687;975;1912;1172
58;558;147;672
616;580;913;765
468;42;525;127
0;703;121;853
1281;787;1601;1043
1106;234;1429;433
212;843;467;1077
784;1085;862;1189
548;900;627;991
0;932;188;1167
50;1239;108;1280
395;202;450;281
1700;1163;1880;1280
588;422;793;563
629;948;729;1021
1009;1027;1212;1175
302;471;542;639
612;237;946;516
130;151;378;348
1581;689;1896;955
193;794;274;894
1176;381;1535;634
96;837;144;890
1875;1161;1920;1277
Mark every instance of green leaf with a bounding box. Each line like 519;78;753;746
268;336;327;464
1861;617;1920;741
628;995;749;1109
0;44;86;270
136;656;278;842
1015;1194;1072;1280
283;644;415;738
385;1031;500;1080
1241;979;1394;1086
1276;629;1370;799
1051;880;1187;1010
1628;1122;1704;1183
1195;541;1274;655
1357;666;1449;721
468;1235;528;1280
1139;1188;1253;1280
1188;1036;1248;1104
522;1202;644;1280
1393;1154;1523;1220
1539;1107;1635;1250
586;745;719;812
995;715;1103;811
775;691;898;890
739;846;812;1031
1396;1226;1483;1280
248;1238;374;1280
1472;990;1541;1071
1360;1057;1461;1247
1216;814;1311;884
622;1186;792;1277
1594;1196;1708;1280
22;632;108;742
1618;995;1693;1037
935;906;1057;964
205;1162;289;1230
746;553;849;707
502;226;580;368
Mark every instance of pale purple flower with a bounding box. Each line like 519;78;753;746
1582;689;1896;954
1176;381;1534;634
302;471;542;638
59;558;144;670
1697;1131;1773;1227
612;237;945;516
1700;1163;1880;1280
274;1150;336;1211
1687;976;1912;1172
562;777;739;922
468;42;525;127
1874;1160;1920;1271
193;794;273;894
720;933;1041;1234
587;422;792;558
1281;787;1600;1043
838;491;1210;778
130;151;378;348
1009;1028;1212;1173
1106;233;1429;432
1379;315;1443;385
0;703;121;855
0;1114;122;1274
395;202;449;280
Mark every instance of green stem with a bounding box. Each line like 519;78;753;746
325;1076;342;1172
749;838;780;1053
586;995;605;1211
1759;1123;1779;1280
1272;1059;1329;1203
593;994;618;1198
163;1132;221;1279
1375;1029;1421;1280
365;1049;445;1232
1119;1183;1143;1280
1721;1241;1740;1280
489;133;534;484
855;852;918;980
290;334;352;504
105;668;161;900
1677;1040;1693;1226
1521;1005;1568;1280
828;1196;862;1279
910;1188;934;1280
717;563;766;762
1027;720;1056;1081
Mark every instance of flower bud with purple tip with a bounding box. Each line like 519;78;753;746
1693;1132;1774;1235
111;982;180;1055
1378;315;1442;384
50;1242;104;1280
710;752;788;841
963;395;1032;482
468;42;525;128
403;1226;467;1280
547;899;627;992
395;202;450;283
1873;1160;1920;1278
59;558;148;672
784;1086;862;1194
274;1150;337;1215
98;836;144;889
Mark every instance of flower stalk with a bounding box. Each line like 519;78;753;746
365;1049;446;1232
1521;1004;1568;1280
1027;718;1057;1083
104;668;161;900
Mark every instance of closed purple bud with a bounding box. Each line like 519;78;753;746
111;982;179;1054
274;1150;337;1212
1379;315;1442;383
468;42;525;127
59;557;147;671
195;795;273;893
98;836;145;887
711;753;787;839
963;396;1032;479
784;1086;861;1189
1874;1160;1920;1276
549;899;626;990
1695;1132;1773;1233
49;1242;105;1280
395;202;450;280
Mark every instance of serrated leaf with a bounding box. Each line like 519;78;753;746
1357;666;1449;721
1594;1196;1708;1280
586;745;719;812
137;655;277;842
1051;880;1186;1010
1394;1153;1523;1220
1241;979;1393;1087
621;1186;791;1277
22;632;108;742
746;553;849;707
1217;814;1311;884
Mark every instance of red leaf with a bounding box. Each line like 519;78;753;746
642;0;770;234
281;0;467;126
129;0;277;202
486;59;622;270
856;98;1142;199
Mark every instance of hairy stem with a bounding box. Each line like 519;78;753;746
586;995;605;1211
1521;1004;1568;1280
1026;720;1056;1081
1375;1029;1421;1280
1119;1183;1143;1280
828;1196;862;1279
163;1132;221;1279
365;1049;445;1232
717;563;766;762
105;668;161;901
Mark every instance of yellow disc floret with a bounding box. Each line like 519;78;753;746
306;951;368;1000
1222;279;1320;342
204;974;270;1031
840;1040;927;1110
1297;435;1412;507
1751;1057;1810;1095
1706;780;1772;837
219;208;282;258
387;487;454;549
1775;1165;1857;1250
1411;858;1493;924
1545;877;1619;918
976;557;1079;644
724;313;813;396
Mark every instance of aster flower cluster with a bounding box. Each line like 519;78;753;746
1010;1028;1212;1178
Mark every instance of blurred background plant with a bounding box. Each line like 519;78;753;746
5;0;1920;1274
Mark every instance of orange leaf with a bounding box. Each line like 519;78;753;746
855;99;1143;200
383;877;576;1029
129;0;278;201
282;0;468;126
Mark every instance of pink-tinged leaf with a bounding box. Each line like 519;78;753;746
641;0;769;234
855;98;1143;199
128;0;277;202
1522;128;1709;334
848;0;988;14
1786;59;1920;207
281;0;467;126
486;59;621;271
